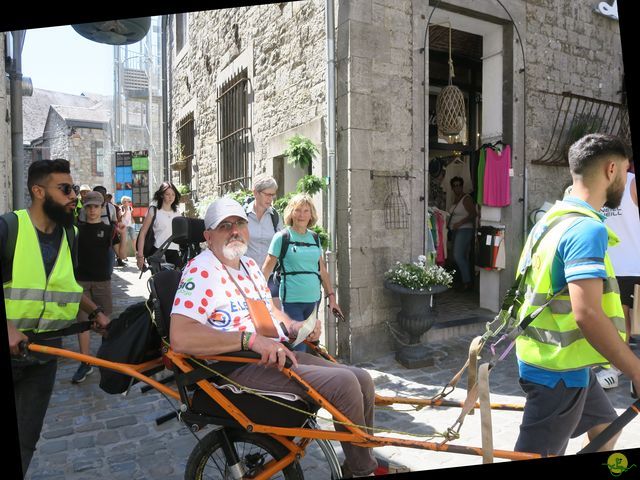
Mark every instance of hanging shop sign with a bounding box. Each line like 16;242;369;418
595;1;619;21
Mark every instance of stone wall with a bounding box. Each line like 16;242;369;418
336;0;416;360
524;0;625;211
169;1;327;203
0;40;10;213
43;112;114;192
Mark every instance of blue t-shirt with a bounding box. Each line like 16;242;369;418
268;228;321;303
519;197;608;388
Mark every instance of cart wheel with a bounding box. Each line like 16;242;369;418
185;428;304;480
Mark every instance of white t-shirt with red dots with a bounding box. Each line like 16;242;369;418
171;248;288;341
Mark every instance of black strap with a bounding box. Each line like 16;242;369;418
1;212;18;268
26;321;94;341
501;212;588;331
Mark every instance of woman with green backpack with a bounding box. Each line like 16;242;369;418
262;193;342;352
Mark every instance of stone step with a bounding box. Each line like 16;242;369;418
424;312;495;343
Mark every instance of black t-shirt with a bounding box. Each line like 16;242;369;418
0;216;64;284
76;222;115;282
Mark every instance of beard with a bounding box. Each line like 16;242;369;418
43;193;75;227
603;176;625;209
222;237;248;261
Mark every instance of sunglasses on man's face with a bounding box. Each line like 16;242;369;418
216;219;249;231
38;183;80;196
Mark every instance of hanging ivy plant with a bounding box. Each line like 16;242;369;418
296;175;327;196
284;134;318;170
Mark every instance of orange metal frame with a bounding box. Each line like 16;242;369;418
28;341;542;480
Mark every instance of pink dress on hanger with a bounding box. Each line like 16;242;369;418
483;145;511;207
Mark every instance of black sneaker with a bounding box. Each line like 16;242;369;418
72;363;94;384
116;258;126;267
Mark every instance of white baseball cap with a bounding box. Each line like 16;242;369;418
204;197;248;230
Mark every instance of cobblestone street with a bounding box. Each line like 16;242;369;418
25;260;640;479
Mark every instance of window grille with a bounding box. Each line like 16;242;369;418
176;14;187;54
93;141;104;176
532;91;631;166
217;69;251;194
177;112;194;186
123;68;148;91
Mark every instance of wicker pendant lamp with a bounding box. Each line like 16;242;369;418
436;25;466;142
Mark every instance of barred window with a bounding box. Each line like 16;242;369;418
177;112;194;186
217;69;251;194
176;14;187;54
93;141;104;176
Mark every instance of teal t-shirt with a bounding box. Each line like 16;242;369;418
268;227;321;303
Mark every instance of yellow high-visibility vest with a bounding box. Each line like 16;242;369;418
516;202;625;371
3;210;83;333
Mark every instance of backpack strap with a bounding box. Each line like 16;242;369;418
271;209;280;233
1;212;18;270
245;201;280;233
278;230;291;303
66;224;78;269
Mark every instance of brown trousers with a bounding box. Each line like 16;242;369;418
228;351;378;476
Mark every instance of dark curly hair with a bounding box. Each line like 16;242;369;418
152;182;180;211
27;159;71;198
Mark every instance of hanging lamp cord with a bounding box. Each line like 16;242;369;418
448;24;455;85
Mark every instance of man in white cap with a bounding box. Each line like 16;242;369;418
170;197;378;477
74;184;92;222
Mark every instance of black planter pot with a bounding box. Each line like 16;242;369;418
384;279;449;368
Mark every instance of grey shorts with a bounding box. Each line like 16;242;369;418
514;369;618;456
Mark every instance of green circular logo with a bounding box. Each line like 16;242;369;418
607;453;628;477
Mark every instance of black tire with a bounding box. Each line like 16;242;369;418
185;428;304;480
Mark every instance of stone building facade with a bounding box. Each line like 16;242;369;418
1;38;11;213
167;2;327;203
167;0;627;362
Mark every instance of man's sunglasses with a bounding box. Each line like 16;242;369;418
37;183;80;196
216;219;249;231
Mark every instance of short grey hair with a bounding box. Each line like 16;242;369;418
120;195;132;202
253;174;278;192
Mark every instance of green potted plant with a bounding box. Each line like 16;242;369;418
176;184;191;202
171;143;187;171
284;134;318;171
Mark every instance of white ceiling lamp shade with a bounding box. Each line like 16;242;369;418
435;25;466;142
72;18;151;45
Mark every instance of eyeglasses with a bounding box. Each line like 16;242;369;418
259;191;277;199
216;219;249;231
37;183;80;196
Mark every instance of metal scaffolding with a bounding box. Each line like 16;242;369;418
113;16;164;196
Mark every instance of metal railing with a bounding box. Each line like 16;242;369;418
532;91;631;166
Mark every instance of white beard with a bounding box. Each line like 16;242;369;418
222;241;248;261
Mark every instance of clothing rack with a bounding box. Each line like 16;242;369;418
480;140;505;150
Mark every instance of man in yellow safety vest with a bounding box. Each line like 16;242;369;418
514;134;640;456
1;159;111;476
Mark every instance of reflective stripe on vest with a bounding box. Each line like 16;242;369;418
515;202;626;371
3;210;83;333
